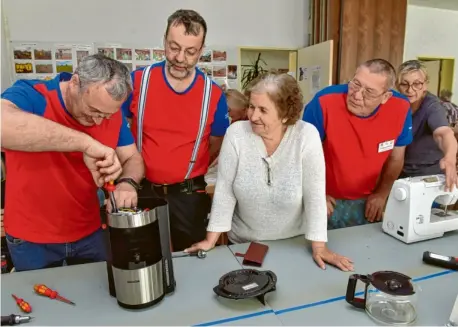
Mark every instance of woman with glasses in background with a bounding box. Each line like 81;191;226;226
397;60;457;190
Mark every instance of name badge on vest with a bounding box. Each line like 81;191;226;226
378;140;395;153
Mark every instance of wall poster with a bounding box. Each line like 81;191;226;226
11;42;94;82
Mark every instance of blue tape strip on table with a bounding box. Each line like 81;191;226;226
194;269;456;326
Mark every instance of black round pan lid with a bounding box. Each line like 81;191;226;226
213;269;277;305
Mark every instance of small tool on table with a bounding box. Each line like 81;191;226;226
33;284;75;306
172;250;207;259
423;251;458;270
11;295;31;313
104;180;117;213
1;315;33;326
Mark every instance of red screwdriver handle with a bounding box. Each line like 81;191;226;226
34;284;75;305
34;284;57;298
11;294;32;313
104;180;116;192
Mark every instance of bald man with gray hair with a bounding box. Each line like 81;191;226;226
0;54;144;271
303;58;413;230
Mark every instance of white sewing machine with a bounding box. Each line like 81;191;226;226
383;174;458;243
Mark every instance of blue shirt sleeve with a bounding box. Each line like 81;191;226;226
1;80;47;116
121;71;136;119
211;92;230;137
395;108;413;146
302;95;325;141
117;111;135;147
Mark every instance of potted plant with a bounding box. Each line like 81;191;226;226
241;52;268;90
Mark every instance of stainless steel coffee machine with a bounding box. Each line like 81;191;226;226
105;198;175;309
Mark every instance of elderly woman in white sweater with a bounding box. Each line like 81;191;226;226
186;73;353;271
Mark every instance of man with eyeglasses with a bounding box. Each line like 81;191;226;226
1;54;143;271
122;9;230;251
302;58;412;229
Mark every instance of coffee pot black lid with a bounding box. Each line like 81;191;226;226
370;271;415;296
213;269;277;305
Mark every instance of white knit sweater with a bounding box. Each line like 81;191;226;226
207;120;328;244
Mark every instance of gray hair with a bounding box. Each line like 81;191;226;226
359;58;396;89
440;89;453;101
397;60;429;85
74;54;132;101
244;73;303;125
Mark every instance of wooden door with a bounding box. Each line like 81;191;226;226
338;0;408;83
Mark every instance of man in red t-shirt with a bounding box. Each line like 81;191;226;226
1;54;144;271
122;10;230;251
303;59;413;229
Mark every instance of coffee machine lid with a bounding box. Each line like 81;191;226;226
213;269;277;305
107;207;158;229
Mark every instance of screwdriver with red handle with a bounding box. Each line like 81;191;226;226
11;294;32;313
33;284;75;306
104;180;118;213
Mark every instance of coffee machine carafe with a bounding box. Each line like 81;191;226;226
105;198;175;309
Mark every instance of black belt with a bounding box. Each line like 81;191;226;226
151;176;207;195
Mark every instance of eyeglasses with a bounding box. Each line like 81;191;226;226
348;79;386;100
398;81;425;91
165;41;200;59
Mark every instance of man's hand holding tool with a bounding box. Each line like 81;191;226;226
104;181;118;213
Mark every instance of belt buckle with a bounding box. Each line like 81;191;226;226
182;179;194;194
162;184;168;195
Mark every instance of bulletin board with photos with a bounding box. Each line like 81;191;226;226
10;41;240;90
11;42;94;82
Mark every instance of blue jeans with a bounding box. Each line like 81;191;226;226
5;229;107;272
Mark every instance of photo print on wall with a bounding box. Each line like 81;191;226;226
11;42;95;81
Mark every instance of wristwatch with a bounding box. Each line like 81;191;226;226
116;178;142;190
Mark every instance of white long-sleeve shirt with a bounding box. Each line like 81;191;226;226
207;120;328;244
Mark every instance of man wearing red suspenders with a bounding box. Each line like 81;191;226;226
122;9;230;251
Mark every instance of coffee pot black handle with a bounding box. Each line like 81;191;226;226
345;274;370;309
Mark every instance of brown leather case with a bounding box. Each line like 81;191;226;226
235;242;269;267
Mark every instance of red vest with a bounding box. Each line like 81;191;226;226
129;64;223;184
4;83;122;243
321;94;409;199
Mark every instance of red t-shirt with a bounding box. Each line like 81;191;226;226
303;84;413;200
1;73;134;243
122;62;230;184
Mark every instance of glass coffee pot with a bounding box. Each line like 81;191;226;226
346;271;418;325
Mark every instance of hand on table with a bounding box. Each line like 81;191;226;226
326;195;336;217
312;243;354;271
106;182;138;212
440;155;457;192
184;239;216;254
83;139;122;187
365;192;387;222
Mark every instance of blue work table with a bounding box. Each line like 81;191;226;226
228;223;458;326
1;223;456;326
1;246;280;326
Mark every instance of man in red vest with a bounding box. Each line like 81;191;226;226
1;54;144;271
122;10;230;251
303;59;413;229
